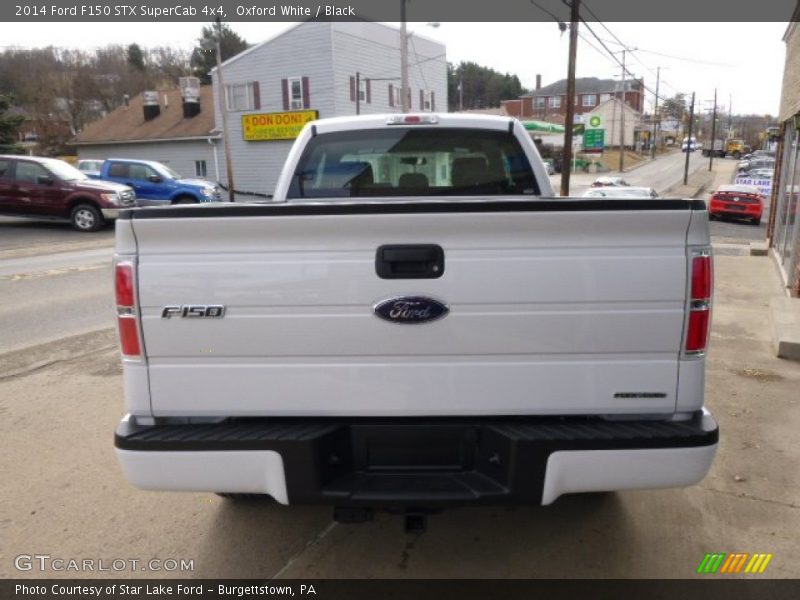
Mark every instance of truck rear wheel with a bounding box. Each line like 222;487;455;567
70;203;104;232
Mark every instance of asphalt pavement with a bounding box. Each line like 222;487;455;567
550;148;705;196
0;245;114;352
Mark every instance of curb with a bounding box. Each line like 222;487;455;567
769;297;800;361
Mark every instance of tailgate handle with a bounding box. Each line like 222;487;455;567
376;244;444;279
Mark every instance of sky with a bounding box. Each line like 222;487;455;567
0;21;789;115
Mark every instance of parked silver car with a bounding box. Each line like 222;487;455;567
583;186;658;198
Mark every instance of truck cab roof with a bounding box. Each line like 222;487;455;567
311;113;519;135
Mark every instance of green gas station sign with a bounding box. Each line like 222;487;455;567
584;128;605;151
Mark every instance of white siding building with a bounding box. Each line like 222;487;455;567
584;98;642;149
75;86;220;181
211;21;447;196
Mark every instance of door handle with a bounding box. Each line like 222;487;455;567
376;244;444;279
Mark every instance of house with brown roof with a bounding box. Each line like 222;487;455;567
74;85;221;183
502;76;645;122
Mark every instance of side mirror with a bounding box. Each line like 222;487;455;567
37;175;54;185
147;175;163;183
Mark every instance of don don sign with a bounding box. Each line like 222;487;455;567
242;110;318;141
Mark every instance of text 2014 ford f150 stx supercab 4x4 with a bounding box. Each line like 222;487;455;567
113;114;718;519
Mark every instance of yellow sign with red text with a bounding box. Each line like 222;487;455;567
242;110;318;141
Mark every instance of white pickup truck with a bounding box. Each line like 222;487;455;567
113;114;718;522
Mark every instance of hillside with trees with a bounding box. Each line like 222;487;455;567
0;23;248;154
447;61;525;111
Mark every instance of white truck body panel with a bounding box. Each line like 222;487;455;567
132;207;695;417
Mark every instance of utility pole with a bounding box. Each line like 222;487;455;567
683;91;695;185
618;49;626;172
728;93;733;137
708;88;717;172
206;17;236;202
459;77;463;111
650;66;660;159
560;0;580;197
400;0;409;113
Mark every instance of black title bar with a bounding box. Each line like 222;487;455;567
3;0;799;22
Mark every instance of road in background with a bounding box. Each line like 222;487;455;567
550;149;705;197
0;216;114;255
0;218;115;353
0;247;114;352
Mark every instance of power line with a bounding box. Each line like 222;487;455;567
579;21;653;94
579;1;687;96
626;45;733;68
580;2;628;48
579;18;695;119
580;30;680;95
590;34;732;69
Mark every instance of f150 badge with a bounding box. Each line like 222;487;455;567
373;296;449;324
161;305;225;319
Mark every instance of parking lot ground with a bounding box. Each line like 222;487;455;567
2;243;799;580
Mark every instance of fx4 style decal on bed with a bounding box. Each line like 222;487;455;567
161;305;226;319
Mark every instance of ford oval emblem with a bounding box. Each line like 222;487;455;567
373;296;449;324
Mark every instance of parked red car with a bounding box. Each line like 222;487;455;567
708;184;764;226
0;155;135;231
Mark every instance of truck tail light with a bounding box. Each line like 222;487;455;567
691;254;712;300
115;259;142;359
684;251;713;355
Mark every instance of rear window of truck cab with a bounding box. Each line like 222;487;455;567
287;128;539;198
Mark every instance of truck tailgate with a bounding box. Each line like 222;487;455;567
130;201;694;417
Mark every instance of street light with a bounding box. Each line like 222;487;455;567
201;21;236;203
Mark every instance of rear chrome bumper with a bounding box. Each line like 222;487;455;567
115;411;718;506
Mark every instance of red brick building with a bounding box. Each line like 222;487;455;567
502;76;645;122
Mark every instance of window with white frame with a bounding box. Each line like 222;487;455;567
226;82;255;111
288;77;304;110
421;90;433;112
358;78;366;102
392;86;402;107
582;94;597;107
549;96;561;108
195;160;207;177
534;97;545;109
